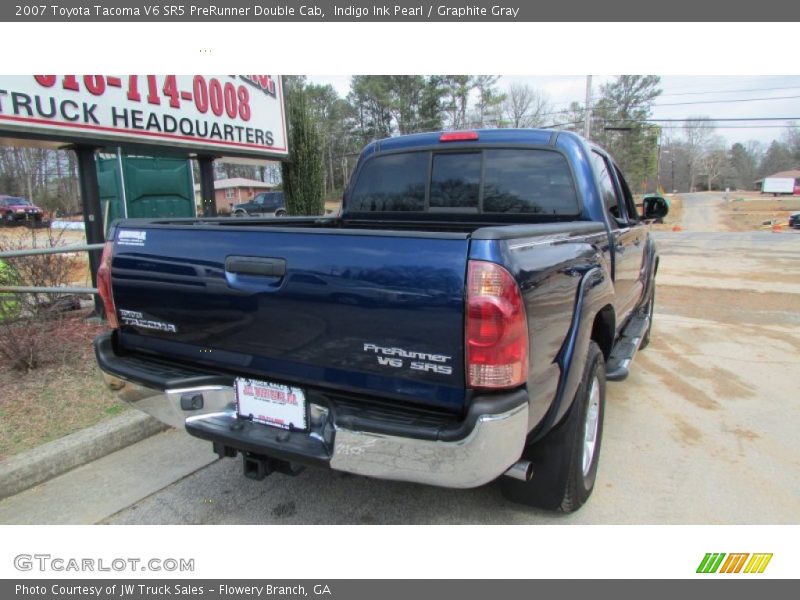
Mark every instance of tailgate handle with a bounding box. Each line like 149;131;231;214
225;256;286;277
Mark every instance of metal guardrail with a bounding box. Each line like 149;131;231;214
0;243;104;295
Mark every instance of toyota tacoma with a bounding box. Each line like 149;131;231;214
95;129;667;512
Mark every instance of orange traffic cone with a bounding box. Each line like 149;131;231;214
672;225;682;232
772;223;782;233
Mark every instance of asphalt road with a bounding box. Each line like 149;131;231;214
2;194;798;524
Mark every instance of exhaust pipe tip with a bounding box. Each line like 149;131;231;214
504;460;534;482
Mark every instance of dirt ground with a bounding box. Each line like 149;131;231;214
721;192;800;231
646;194;683;231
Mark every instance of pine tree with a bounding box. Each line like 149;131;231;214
281;83;326;216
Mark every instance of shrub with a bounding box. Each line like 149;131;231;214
0;228;82;372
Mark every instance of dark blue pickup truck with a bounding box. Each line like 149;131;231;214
95;129;667;512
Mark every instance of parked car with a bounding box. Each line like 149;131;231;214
789;212;800;229
231;191;286;217
0;195;44;224
95;129;667;512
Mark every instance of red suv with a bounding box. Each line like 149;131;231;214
0;195;45;224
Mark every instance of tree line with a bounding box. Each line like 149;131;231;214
2;75;799;216
659;122;800;193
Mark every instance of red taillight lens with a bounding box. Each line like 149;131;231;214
466;260;528;389
440;131;479;142
97;241;118;328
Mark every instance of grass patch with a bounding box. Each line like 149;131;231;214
0;312;127;460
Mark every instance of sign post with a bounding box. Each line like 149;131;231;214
74;145;105;316
198;155;217;217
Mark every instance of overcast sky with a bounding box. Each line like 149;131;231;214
307;74;800;147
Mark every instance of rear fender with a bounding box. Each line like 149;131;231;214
529;264;614;443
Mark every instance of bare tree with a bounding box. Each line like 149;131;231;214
682;117;716;192
502;83;551;128
701;137;731;191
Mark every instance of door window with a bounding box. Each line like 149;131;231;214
591;151;625;227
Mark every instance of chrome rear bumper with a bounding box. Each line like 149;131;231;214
101;372;528;489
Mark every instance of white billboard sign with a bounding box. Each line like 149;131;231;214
0;75;287;159
762;177;795;194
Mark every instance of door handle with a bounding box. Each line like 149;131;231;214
225;256;286;277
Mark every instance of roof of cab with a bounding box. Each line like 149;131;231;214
362;128;584;157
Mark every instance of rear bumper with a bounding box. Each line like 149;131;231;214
96;333;528;489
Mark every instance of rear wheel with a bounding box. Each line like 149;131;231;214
500;341;606;512
275;209;287;217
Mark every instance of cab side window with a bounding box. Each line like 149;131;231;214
591;151;625;227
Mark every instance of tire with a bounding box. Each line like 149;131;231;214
275;209;287;217
500;341;606;512
4;212;14;225
639;288;655;350
232;210;247;218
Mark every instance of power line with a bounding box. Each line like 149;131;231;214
645;125;798;130
602;117;800;123
653;94;800;107
644;117;800;122
658;85;800;98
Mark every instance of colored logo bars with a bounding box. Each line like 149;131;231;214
697;553;773;574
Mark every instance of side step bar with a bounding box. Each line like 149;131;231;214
605;312;650;381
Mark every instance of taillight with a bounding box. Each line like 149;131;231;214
466;260;528;389
96;241;118;328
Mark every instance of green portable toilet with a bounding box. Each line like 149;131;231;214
97;150;196;233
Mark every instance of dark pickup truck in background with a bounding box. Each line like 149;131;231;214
95;129;667;512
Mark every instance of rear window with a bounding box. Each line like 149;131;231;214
348;148;579;215
430;152;481;210
348;152;428;211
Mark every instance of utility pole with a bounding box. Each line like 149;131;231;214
584;75;592;140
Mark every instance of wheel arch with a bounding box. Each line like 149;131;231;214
528;265;614;443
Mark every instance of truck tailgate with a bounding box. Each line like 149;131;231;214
110;225;470;412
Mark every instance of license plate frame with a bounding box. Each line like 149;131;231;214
234;377;308;432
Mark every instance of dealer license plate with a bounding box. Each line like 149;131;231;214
235;378;307;431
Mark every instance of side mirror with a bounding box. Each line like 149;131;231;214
643;196;670;220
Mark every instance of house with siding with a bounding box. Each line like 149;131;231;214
194;177;276;213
